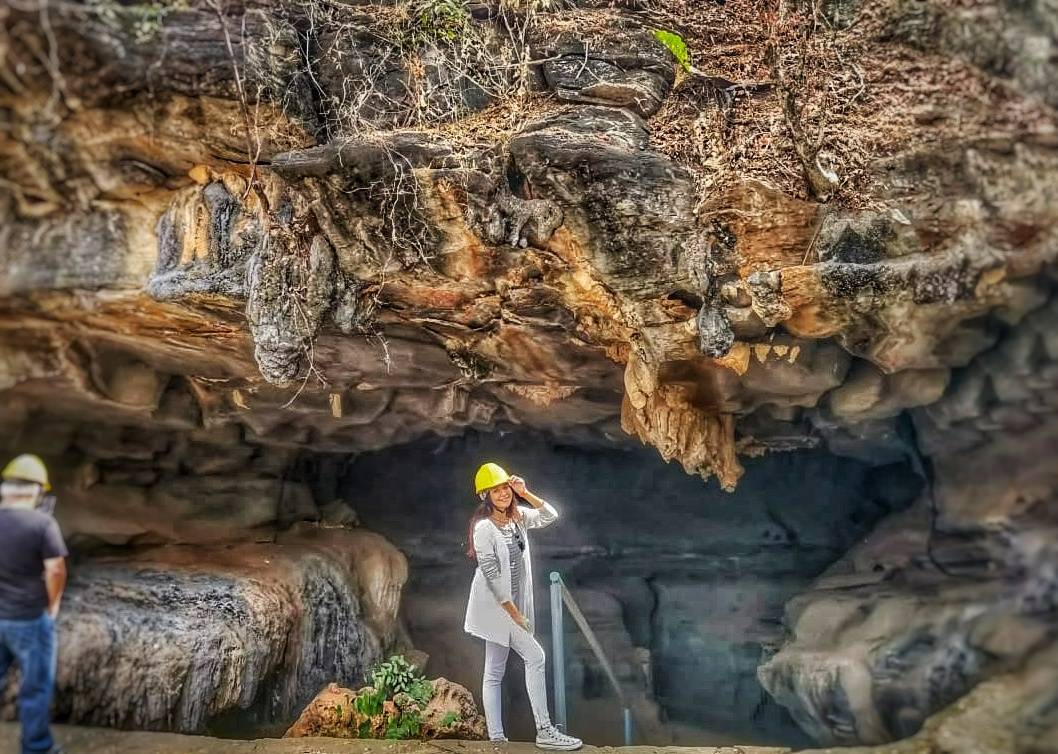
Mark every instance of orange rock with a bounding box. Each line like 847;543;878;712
421;678;487;740
284;678;486;741
283;683;359;739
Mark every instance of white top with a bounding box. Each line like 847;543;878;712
495;523;525;607
464;503;558;646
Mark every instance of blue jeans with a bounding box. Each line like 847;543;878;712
0;613;57;754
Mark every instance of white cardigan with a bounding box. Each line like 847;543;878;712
464;503;558;646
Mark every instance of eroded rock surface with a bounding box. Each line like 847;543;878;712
0;0;1054;484
0;523;408;734
759;414;1058;743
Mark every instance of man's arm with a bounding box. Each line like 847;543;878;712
44;557;66;618
41;517;69;619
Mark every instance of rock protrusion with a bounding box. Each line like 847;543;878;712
246;231;338;386
284;678;485;741
19;530;407;734
621;352;744;490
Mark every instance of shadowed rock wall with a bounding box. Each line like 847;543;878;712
758;310;1058;745
0;420;410;736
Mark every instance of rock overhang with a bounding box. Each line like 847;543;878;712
0;0;1056;486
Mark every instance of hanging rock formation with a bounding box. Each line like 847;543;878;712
1;0;1053;483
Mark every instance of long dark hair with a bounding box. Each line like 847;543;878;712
465;493;522;561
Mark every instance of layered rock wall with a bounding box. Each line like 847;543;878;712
758;316;1058;744
1;0;1054;484
0;411;410;735
1;527;408;735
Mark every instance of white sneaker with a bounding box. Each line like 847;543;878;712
490;736;509;743
535;724;582;751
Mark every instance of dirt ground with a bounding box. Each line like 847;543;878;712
0;724;788;754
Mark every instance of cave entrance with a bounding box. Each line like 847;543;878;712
1;408;921;746
299;430;923;747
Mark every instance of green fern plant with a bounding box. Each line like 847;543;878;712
355;687;385;718
440;711;460;728
652;29;693;73
370;655;425;698
407;677;435;707
384;710;424;739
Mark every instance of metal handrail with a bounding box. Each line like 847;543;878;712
549;571;634;745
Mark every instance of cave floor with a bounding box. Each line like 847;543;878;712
0;725;788;754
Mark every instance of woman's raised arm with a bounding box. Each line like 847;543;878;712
509;476;559;529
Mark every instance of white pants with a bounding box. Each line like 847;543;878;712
482;631;552;739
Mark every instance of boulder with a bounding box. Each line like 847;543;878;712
421;678;488;740
759;417;1058;745
284;678;485;740
1;528;406;734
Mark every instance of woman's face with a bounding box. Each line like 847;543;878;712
487;483;514;510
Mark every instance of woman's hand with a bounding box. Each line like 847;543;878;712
509;475;546;510
502;601;532;632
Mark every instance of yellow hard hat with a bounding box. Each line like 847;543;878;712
2;454;51;491
474;462;510;495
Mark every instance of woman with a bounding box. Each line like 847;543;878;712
464;462;582;750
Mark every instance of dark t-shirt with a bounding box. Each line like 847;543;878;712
0;507;68;620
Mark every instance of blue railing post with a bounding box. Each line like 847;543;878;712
549;571;567;731
552;570;632;744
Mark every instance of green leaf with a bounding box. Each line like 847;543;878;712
355;688;385;718
652;29;692;73
384;710;423;739
407;678;435;707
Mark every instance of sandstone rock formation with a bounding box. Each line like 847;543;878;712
1;0;1054;483
783;643;1057;754
284;678;486;741
1;526;408;735
1;0;1056;749
757;315;1058;746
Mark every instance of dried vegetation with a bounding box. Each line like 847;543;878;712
646;0;1056;210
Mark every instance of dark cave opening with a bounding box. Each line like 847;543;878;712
298;430;926;747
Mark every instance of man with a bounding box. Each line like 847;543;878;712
0;454;67;754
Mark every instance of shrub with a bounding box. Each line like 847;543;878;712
407;677;435;707
370;655;422;697
354;687;385;718
361;655;437;739
385;709;423;739
410;0;471;44
653;29;693;73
